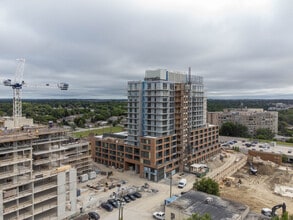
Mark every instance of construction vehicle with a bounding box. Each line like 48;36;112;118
1;58;69;128
249;162;257;175
261;203;286;217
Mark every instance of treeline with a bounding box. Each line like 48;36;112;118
1;99;293;137
0;99;127;126
207;99;293;112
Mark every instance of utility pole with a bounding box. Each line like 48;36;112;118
118;198;125;220
169;173;172;198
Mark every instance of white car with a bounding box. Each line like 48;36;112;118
153;211;165;220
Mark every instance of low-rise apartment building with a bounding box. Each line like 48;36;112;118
207;108;278;136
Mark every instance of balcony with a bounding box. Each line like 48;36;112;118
0;156;31;167
34;201;58;215
0;167;31;179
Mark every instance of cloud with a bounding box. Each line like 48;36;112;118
0;0;293;99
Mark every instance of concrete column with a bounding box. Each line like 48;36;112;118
57;172;66;220
0;190;3;220
69;169;77;215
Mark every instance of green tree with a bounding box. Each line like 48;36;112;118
193;178;219;196
282;154;288;163
186;213;211;220
255;128;274;140
74;117;86;128
271;211;293;220
220;122;249;138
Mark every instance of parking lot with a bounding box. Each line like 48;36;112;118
220;137;293;157
75;166;196;220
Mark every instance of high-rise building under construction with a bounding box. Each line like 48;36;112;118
93;69;220;181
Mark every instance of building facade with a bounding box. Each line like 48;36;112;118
0;124;92;220
93;69;220;182
207;108;278;136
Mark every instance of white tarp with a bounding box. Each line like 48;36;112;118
274;184;293;198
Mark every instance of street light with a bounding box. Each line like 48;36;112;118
117;198;125;220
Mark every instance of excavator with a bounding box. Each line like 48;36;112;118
261;203;286;217
249;162;257;175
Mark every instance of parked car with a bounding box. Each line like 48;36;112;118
132;192;142;198
127;194;136;201
178;178;187;188
123;195;131;203
101;202;113;212
107;199;118;208
153;211;165;220
88;211;100;220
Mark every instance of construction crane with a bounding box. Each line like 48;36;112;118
1;58;69;128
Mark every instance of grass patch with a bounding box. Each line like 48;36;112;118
72;126;124;138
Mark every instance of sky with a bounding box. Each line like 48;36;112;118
0;0;292;99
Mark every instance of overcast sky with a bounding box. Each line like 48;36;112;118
0;0;292;99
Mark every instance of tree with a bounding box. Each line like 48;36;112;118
186;213;211;220
193;178;219;196
271;211;293;220
255;128;274;140
220;122;249;138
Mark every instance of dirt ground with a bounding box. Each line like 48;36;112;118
220;162;293;215
76;163;197;220
76;156;293;219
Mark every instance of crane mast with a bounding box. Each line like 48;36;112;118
1;58;69;128
12;59;25;127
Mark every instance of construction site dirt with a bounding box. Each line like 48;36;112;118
220;161;293;215
75;153;293;219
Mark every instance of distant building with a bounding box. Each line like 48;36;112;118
268;102;293;111
92;69;220;182
207;108;278;136
165;190;251;220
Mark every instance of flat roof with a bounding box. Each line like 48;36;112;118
190;164;207;168
167;191;248;219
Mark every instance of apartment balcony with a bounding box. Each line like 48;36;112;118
63;154;90;163
34;192;57;205
33;146;67;156
4;200;32;214
32;137;67;145
33;155;68;165
34;182;57;193
3;189;33;203
62;141;89;150
0;175;32;190
8;210;33;220
0;167;31;179
0;156;32;167
13;211;33;220
34;201;58;216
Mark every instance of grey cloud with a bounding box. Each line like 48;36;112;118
0;0;293;99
